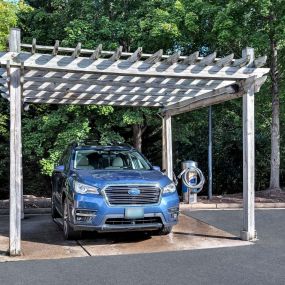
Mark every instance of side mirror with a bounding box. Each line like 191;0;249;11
153;166;161;172
55;165;65;172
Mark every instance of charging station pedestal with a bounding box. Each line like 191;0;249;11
181;160;198;204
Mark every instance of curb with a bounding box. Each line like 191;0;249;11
180;202;285;210
0;199;51;209
0;208;51;215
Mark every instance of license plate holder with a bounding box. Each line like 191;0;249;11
125;207;144;219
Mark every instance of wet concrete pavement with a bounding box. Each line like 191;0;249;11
0;215;88;261
0;213;250;261
1;210;284;285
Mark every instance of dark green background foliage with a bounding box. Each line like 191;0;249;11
0;0;284;198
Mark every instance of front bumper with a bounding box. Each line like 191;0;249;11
69;192;179;232
71;213;165;232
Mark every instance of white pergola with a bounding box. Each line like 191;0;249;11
0;29;269;256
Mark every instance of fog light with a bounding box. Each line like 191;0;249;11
172;213;178;219
168;207;179;220
168;207;179;214
75;209;97;223
76;216;92;223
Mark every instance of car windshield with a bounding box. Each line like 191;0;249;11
74;149;151;170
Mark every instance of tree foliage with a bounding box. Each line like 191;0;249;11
0;0;18;50
0;0;284;198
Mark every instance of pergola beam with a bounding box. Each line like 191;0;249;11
14;70;238;91
19;77;234;92
163;76;259;116
254;56;267;68
216;53;234;67
0;52;269;80
52;40;59;56
71;43;82;58
31;38;36;54
23;91;187;103
163;89;245;116
90;44;102;60
127;47;142;63
109;46;123;61
163;51;181;65
144;49;163;64
18;88;245;110
20;43;237;64
182;51;199;65
164;83;238;112
198;52;217;66
21;81;234;97
23;97;162;107
232;56;249;68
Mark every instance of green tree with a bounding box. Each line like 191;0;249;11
0;0;32;50
0;0;18;50
212;0;285;190
0;0;282;197
20;0;188;153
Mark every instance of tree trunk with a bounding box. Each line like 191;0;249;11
133;124;142;152
132;124;147;152
269;39;281;190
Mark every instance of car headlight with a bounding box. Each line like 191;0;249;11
163;182;176;194
74;181;99;194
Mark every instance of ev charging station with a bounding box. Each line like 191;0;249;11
179;160;205;204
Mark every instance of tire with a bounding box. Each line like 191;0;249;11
63;198;82;240
158;225;173;235
51;193;61;219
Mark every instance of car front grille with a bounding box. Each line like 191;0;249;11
105;217;162;225
103;185;161;205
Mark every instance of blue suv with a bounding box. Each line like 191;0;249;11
51;143;179;239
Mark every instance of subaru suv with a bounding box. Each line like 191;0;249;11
51;142;179;239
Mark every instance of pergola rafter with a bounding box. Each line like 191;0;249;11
0;49;268;109
0;29;270;256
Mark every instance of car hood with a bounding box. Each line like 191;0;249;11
74;169;171;189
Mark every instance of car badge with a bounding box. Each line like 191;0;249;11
128;188;140;195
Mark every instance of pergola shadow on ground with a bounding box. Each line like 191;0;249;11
0;28;269;256
0;214;251;262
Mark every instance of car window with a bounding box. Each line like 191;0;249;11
74;150;151;170
59;147;71;170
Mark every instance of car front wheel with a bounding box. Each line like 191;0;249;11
63;198;82;240
158;225;173;235
51;193;61;219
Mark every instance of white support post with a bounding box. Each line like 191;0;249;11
9;28;22;256
241;47;256;241
162;113;173;180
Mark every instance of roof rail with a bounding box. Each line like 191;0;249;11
73;139;134;149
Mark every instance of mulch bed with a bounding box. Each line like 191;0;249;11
199;189;285;204
0;195;51;209
0;190;285;209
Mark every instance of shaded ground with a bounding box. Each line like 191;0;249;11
0;214;249;261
